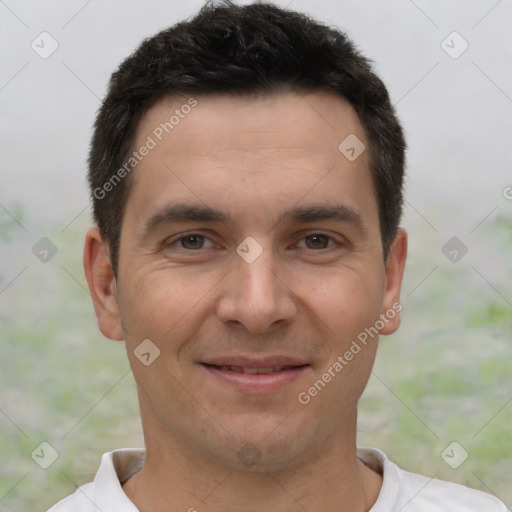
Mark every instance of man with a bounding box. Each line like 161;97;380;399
49;1;507;510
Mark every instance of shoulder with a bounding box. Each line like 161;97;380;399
397;467;507;511
46;448;145;512
46;482;94;511
357;447;507;512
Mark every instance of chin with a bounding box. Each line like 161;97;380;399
208;423;317;473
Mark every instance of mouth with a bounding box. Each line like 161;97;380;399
200;358;310;393
204;364;303;374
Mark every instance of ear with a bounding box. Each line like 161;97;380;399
83;227;124;341
379;228;407;336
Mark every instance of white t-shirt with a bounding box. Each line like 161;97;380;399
48;447;507;511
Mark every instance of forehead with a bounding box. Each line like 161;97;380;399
135;91;364;165
123;91;376;232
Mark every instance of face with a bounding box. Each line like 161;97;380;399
85;91;407;472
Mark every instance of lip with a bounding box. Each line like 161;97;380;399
203;356;308;368
200;356;310;394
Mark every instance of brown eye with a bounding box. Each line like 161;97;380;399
180;234;205;249
304;234;330;249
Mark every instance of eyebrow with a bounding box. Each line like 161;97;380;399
139;202;367;239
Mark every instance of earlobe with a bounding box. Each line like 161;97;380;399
379;228;408;336
83;227;124;341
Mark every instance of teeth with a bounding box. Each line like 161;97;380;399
216;365;290;374
251;366;279;375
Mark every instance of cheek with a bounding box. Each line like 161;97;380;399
298;271;382;414
300;266;385;339
117;268;220;351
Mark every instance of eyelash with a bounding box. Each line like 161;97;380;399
164;232;339;251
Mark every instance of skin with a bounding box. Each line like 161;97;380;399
84;91;407;512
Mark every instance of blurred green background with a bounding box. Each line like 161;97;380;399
1;200;511;511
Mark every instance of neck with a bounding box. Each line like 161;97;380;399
123;410;382;512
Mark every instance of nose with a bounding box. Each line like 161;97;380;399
216;246;297;333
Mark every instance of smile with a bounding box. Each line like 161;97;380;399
201;361;309;393
208;364;298;374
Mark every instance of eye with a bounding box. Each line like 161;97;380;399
170;234;216;250
296;234;334;250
